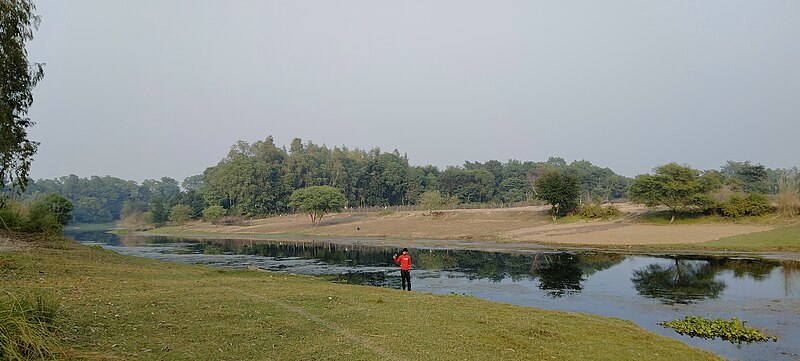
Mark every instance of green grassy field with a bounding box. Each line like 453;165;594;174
631;210;778;225
0;233;721;360
700;224;800;251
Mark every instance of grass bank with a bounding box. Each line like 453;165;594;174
701;224;800;251
0;233;720;360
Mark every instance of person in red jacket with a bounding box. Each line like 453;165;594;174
393;248;412;291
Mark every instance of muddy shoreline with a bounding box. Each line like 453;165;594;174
140;231;800;261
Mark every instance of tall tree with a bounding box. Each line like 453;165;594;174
628;163;716;223
1;0;43;191
721;161;770;194
535;171;580;220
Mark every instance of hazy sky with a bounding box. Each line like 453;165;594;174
25;0;800;182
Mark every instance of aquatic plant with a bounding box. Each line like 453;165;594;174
660;315;777;344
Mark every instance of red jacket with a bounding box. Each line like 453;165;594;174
395;254;412;270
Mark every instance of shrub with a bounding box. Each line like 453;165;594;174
0;194;72;234
203;205;227;224
577;203;621;219
0;291;63;360
118;211;150;231
718;193;774;218
418;190;459;211
169;204;192;225
0;199;28;231
28;193;73;227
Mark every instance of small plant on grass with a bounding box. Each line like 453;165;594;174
660;315;777;344
0;291;63;360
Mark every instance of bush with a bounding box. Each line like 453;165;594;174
203;205;227;224
0;291;63;360
169;204;192;225
0;199;28;230
418;190;459;211
0;194;73;234
577;203;621;219
718;193;774;218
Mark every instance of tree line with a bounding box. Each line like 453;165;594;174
13;136;800;225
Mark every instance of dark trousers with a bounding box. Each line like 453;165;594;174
401;269;411;291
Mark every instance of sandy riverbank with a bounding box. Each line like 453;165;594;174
162;204;774;246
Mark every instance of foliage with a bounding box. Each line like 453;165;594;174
577;203;620;219
0;198;27;230
660;316;777;344
145;197;169;227
23;175;171;223
169;204;192;225
289;186;345;226
628;163;717;223
721;161;771;194
0;290;63;360
717;193;774;218
0;194;72;233
417;190;458;211
535;171;580;219
202;205;226;224
0;0;43;191
26;193;72;232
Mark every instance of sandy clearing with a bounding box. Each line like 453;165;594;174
165;204;777;246
507;224;774;245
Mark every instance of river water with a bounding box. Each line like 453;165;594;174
66;229;800;361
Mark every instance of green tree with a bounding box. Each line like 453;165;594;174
28;192;73;232
1;0;43;191
628;163;716;223
721;161;770;194
202;205;226;224
499;177;531;203
169;204;192;226
535;171;580;220
146;197;169;227
289;186;345;226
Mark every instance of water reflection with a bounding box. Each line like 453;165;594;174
65;230;800;302
195;239;626;297
631;259;727;304
65;230;800;300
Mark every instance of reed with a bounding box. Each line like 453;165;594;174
0;291;63;360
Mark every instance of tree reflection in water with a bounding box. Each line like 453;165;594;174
71;230;793;302
631;259;727;304
530;253;585;297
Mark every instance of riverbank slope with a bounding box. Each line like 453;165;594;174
1;232;719;360
148;204;800;252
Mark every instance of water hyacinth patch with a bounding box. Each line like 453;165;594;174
660;315;777;344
